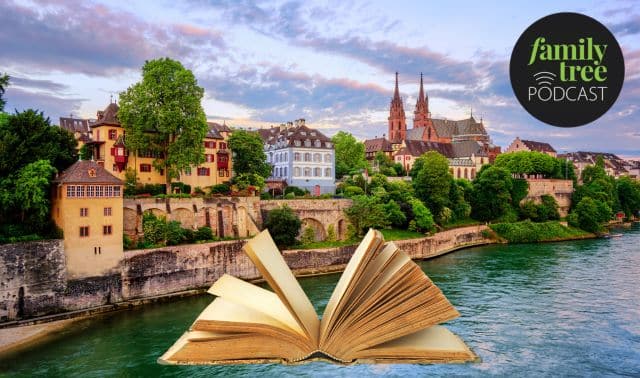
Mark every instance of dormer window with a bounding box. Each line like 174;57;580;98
311;132;316;136
300;131;307;136
294;140;301;147
325;142;332;148
304;139;311;147
314;140;321;147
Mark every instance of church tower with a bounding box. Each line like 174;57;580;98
388;72;406;143
413;73;431;129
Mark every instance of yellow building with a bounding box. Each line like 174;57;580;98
82;101;232;191
51;160;124;278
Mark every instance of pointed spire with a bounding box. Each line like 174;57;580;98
393;72;400;99
418;72;425;101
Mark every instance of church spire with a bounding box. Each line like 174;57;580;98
418;72;425;102
388;72;406;143
413;73;430;131
394;72;400;100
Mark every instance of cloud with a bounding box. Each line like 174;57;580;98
4;87;87;121
9;76;68;93
609;14;640;36
0;0;225;76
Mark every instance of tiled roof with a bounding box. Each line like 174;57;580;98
451;140;487;158
207;121;231;134
405;128;427;141
430;116;487;139
396;140;453;158
521;139;556;153
92;103;120;127
364;137;394;152
59;117;90;133
260;121;332;150
54;160;123;184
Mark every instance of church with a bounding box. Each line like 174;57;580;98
364;73;501;180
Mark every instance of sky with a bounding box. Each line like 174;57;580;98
1;0;639;156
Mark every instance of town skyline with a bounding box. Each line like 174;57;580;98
1;0;639;156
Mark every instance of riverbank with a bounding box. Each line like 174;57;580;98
489;221;595;243
0;225;492;356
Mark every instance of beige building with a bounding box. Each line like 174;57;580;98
505;137;557;157
51;160;124;278
73;101;232;191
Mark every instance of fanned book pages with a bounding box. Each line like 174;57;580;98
159;229;477;365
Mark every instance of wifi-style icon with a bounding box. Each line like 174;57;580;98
533;71;556;86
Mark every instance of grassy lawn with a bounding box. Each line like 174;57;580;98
379;228;426;241
441;218;481;230
288;239;357;250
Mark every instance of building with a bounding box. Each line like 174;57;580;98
259;119;336;195
59;116;91;148
63;101;232;191
505;137;557;157
367;73;500;178
560;151;629;180
51;160;123;278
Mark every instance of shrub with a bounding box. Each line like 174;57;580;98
284;192;296;199
490;220;589;243
210;183;231;195
123;235;134;250
284;186;307;196
171;182;191;194
166;220;187;246
193;186;206;196
344;195;389;235
194;226;214;241
343;185;364;197
574;197;611;233
142;212;167;245
300;226;316;244
326;224;337;242
264;205;302;247
260;192;273;200
409;199;435;233
383;200;406;228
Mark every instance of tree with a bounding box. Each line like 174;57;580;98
412;151;452;221
344;195;389;235
332;131;367;178
118;58;209;193
0;73;9;112
264;205;302;247
0;109;77;177
617;176;640;218
383;200;406;228
409;199;435;232
573;197;611;233
1;160;57;225
470;166;514;221
228;129;271;178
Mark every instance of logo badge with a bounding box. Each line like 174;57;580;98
510;12;625;127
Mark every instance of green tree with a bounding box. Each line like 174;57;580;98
617;176;640;218
412;151;452;221
79;144;93;160
344;195;389;235
383;199;407;228
264;205;302;247
1;160;57;224
573;197;611;233
228;129;271;178
332;131;367;178
471;166;514;221
0;73;9;112
409;199;435;232
118;58;209;194
0;109;77;177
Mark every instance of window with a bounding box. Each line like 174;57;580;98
314;153;321;162
79;226;89;237
325;142;332;148
108;129;117;140
204;141;217;149
304;167;311;177
103;225;112;235
104;207;112;216
87;185;95;197
80;208;88;217
184;167;191;176
159;169;164;176
113;186;121;197
219;142;227;149
206;154;215;163
315;140;321;147
198;167;210;176
314;167;321;176
325;168;332;177
284;167;287;177
105;186;113;197
294;167;301;176
140;164;152;172
112;164;117;172
96;185;104;197
304;139;311;147
325;154;331;162
294;153;301;161
294;140;301;147
67;185;75;198
304;153;311;162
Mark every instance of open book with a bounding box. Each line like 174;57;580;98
159;229;476;365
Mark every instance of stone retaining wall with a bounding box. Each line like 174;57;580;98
0;225;492;324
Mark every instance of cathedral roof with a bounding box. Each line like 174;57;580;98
396;140;453;158
405;128;427;141
364;137;394;153
451;140;488;158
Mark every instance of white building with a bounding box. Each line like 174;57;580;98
259;119;336;194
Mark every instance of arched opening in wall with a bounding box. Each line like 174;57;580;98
457;168;461;179
300;218;326;242
17;287;24;319
337;219;346;240
471;168;476;179
123;208;137;234
173;207;194;229
145;208;166;219
464;168;468;179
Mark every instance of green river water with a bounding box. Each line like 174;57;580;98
1;225;639;377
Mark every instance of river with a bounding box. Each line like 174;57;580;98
1;225;639;377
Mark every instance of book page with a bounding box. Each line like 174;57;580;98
208;274;305;336
320;229;382;340
243;230;320;344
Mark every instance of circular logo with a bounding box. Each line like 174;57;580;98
510;12;625;127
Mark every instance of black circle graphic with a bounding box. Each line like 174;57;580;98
510;12;625;127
